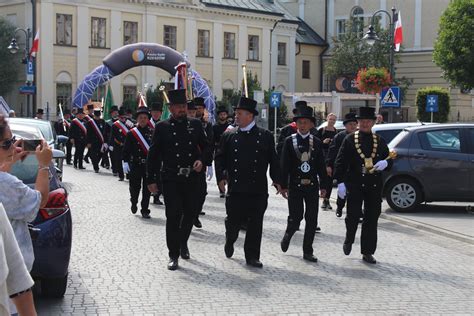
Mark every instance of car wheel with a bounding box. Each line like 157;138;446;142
41;274;68;298
386;178;422;212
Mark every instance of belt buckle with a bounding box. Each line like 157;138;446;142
178;167;191;177
300;179;311;185
141;159;146;164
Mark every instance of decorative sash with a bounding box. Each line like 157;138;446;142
130;127;150;155
72;118;87;136
89;119;104;144
113;120;129;136
148;119;156;129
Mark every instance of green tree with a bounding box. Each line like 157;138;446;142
0;17;19;97
433;0;474;91
415;87;450;123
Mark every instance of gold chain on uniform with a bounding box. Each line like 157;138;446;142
354;131;378;160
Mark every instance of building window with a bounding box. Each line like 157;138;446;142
351;7;365;38
164;25;177;50
56;83;72;109
224;32;235;59
336;19;346;40
277;42;286;65
123;21;138;45
123;85;136;102
56;14;73;45
302;60;310;79
198;29;210;57
248;35;259;61
91;17;106;48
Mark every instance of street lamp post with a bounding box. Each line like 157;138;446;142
8;28;33;117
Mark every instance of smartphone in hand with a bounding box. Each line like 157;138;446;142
22;139;42;152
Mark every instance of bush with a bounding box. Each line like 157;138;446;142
415;87;450;123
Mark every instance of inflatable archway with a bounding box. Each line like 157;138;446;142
72;43;216;121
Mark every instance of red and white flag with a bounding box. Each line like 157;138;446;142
393;11;403;52
30;29;40;57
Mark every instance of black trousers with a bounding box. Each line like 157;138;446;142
162;177;199;259
336;196;347;211
90;146;102;171
66;141;73;163
111;146;124;179
225;193;268;261
285;188;319;255
101;151;110;167
345;183;382;255
73;143;85;168
196;172;207;218
129;164;151;213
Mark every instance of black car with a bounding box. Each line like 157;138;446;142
383;123;474;212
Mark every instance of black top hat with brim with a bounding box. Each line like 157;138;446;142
233;97;258;116
194;97;205;107
294;100;307;109
118;108;126;116
93;109;101;116
356;107;377;120
187;100;196;110
343;112;357;125
135;106;151;119
168;89;187;105
37;108;44;114
150;102;163;112
76;108;84;114
216;106;228;114
110;105;119;113
293;106;315;124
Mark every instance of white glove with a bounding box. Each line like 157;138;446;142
109;145;114;152
122;161;130;174
206;166;213;180
100;143;108;153
126;120;134;128
337;183;346;199
373;160;388;171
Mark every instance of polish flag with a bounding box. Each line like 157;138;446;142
30;29;40;57
393;12;403;52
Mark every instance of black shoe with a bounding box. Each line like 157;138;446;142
167;258;179;270
74;164;77;169
246;259;263;268
66;161;72;165
336;208;343;217
343;243;352;256
194;218;202;228
131;205;138;214
303;253;318;262
153;196;164;205
141;211;151;219
180;245;190;259
362;254;377;264
118;178;124;181
113;172;118;177
326;201;333;210
84;157;89;163
315;226;321;233
224;242;234;258
200;211;205;215
220;193;225;198
94;169;99;173
280;232;292;253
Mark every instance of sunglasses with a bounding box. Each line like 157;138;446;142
0;136;16;150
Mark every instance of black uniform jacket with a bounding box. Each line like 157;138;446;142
86;118;106;148
146;116;209;183
277;123;318;157
212;122;229;147
280;133;329;191
215;124;280;195
109;120;128;147
326;130;349;168
68;119;87;145
201;119;214;166
123;125;153;166
334;131;392;187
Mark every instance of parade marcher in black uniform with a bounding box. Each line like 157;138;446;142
123;107;154;218
69;108;87;169
279;106;329;262
105;106;119;174
326;113;358;217
276;101;308;157
108;108;129;181
215;96;281;268
148;102;164;206
54;109;73;165
334;107;392;264
34;108;44;120
86;109;107;173
147;89;209;271
212;106;229;198
83;104;94;164
194;97;214;228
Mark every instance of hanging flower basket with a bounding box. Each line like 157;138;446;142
356;67;392;94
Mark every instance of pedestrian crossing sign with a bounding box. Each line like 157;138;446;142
380;86;400;107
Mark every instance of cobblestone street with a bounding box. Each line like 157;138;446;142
36;165;474;315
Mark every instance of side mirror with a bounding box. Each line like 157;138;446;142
57;135;69;144
52;149;65;159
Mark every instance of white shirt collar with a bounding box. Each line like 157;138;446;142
239;121;256;132
297;130;310;139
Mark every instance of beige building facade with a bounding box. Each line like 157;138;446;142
281;0;474;122
1;0;327;118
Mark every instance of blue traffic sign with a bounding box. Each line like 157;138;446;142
380;86;400;107
19;85;36;95
270;92;281;108
426;95;438;113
